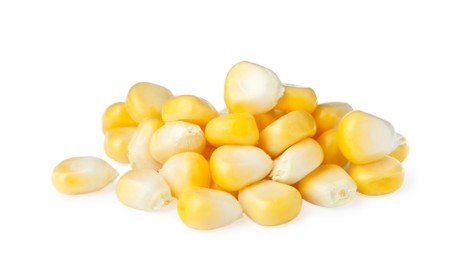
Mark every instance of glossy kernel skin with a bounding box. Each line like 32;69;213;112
348;156;404;196
102;102;138;133
52;156;118;195
205;113;259;147
104;127;136;163
161;95;218;127
178;187;243;230
159;152;211;198
275;84;317;113
125;82;173;122
312;102;353;137
389;134;409;162
316;128;348;168
128;118;164;170
238;180;302;226
258;110;316;157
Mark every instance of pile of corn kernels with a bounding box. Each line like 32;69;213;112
52;61;409;230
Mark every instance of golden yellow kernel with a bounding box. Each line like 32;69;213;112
102;102;138;133
312;102;353;137
104;127;136;163
52;156;118;195
275;84;317;113
258;110;316;157
125;82;173;122
316;128;348;168
348;156;404;196
205;113;259;147
238;180;302;226
161;95;218;127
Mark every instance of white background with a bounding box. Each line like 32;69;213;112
1;0;457;259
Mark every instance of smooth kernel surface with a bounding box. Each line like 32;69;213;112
161;95;218;127
102;102;138;133
128;118;163;170
275;84;317;113
317;128;348;168
389;134;409;162
312;102;353;137
104;127;136;163
205;113;259;147
125;82;173;122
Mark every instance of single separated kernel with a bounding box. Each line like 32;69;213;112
128;118;163;170
275;84;317;113
104;127;136;163
116;169;171;211
102;102;138;133
348;156;404;195
52;156;118;195
258;110;316;157
205;113;259;147
161;95;218;127
389;134;409;162
297;164;357;207
338;110;399;164
159;152;211;198
178;187;243;230
149;121;206;164
270;138;323;184
238;180;302;226
312;102;353;137
224;61;284;115
316;128;348;168
125;82;173;122
210;145;273;191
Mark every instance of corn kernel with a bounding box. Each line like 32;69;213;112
389;134;409;162
128;118;163;170
238;180;302;226
178;187;243;230
316;129;348;168
116;169;171;210
348;156;404;195
125;82;173;122
205;113;259;147
312;102;353;137
149;121;206;164
338;110;399;164
159;152;211;198
104;127;136;163
275;84;317;113
210;145;273;191
258;110;316;157
211;182;238;198
297;164;357;207
224;61;284;115
270;138;323;184
102;102;138;133
52;156;118;195
161;95;218;127
253;109;285;131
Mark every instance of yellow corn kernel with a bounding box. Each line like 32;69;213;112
338;110;399;164
258;110;316;157
125;82;173;122
52;156;118;195
210;145;273;191
238;180;302;226
389;134;409;162
224;61;284;115
270;138;323;184
210;182;238;198
316;129;348;168
116;169;171;211
205;113;259;147
102;102;138;133
149;121;206;164
178;187;243;230
348;156;404;195
161;95;218;127
253;109;285;131
275;84;317;113
312;102;353;137
104;127;136;163
128;118;164;170
159;152;211;198
297;164;357;207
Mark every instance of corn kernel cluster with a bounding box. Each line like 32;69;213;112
52;61;409;230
